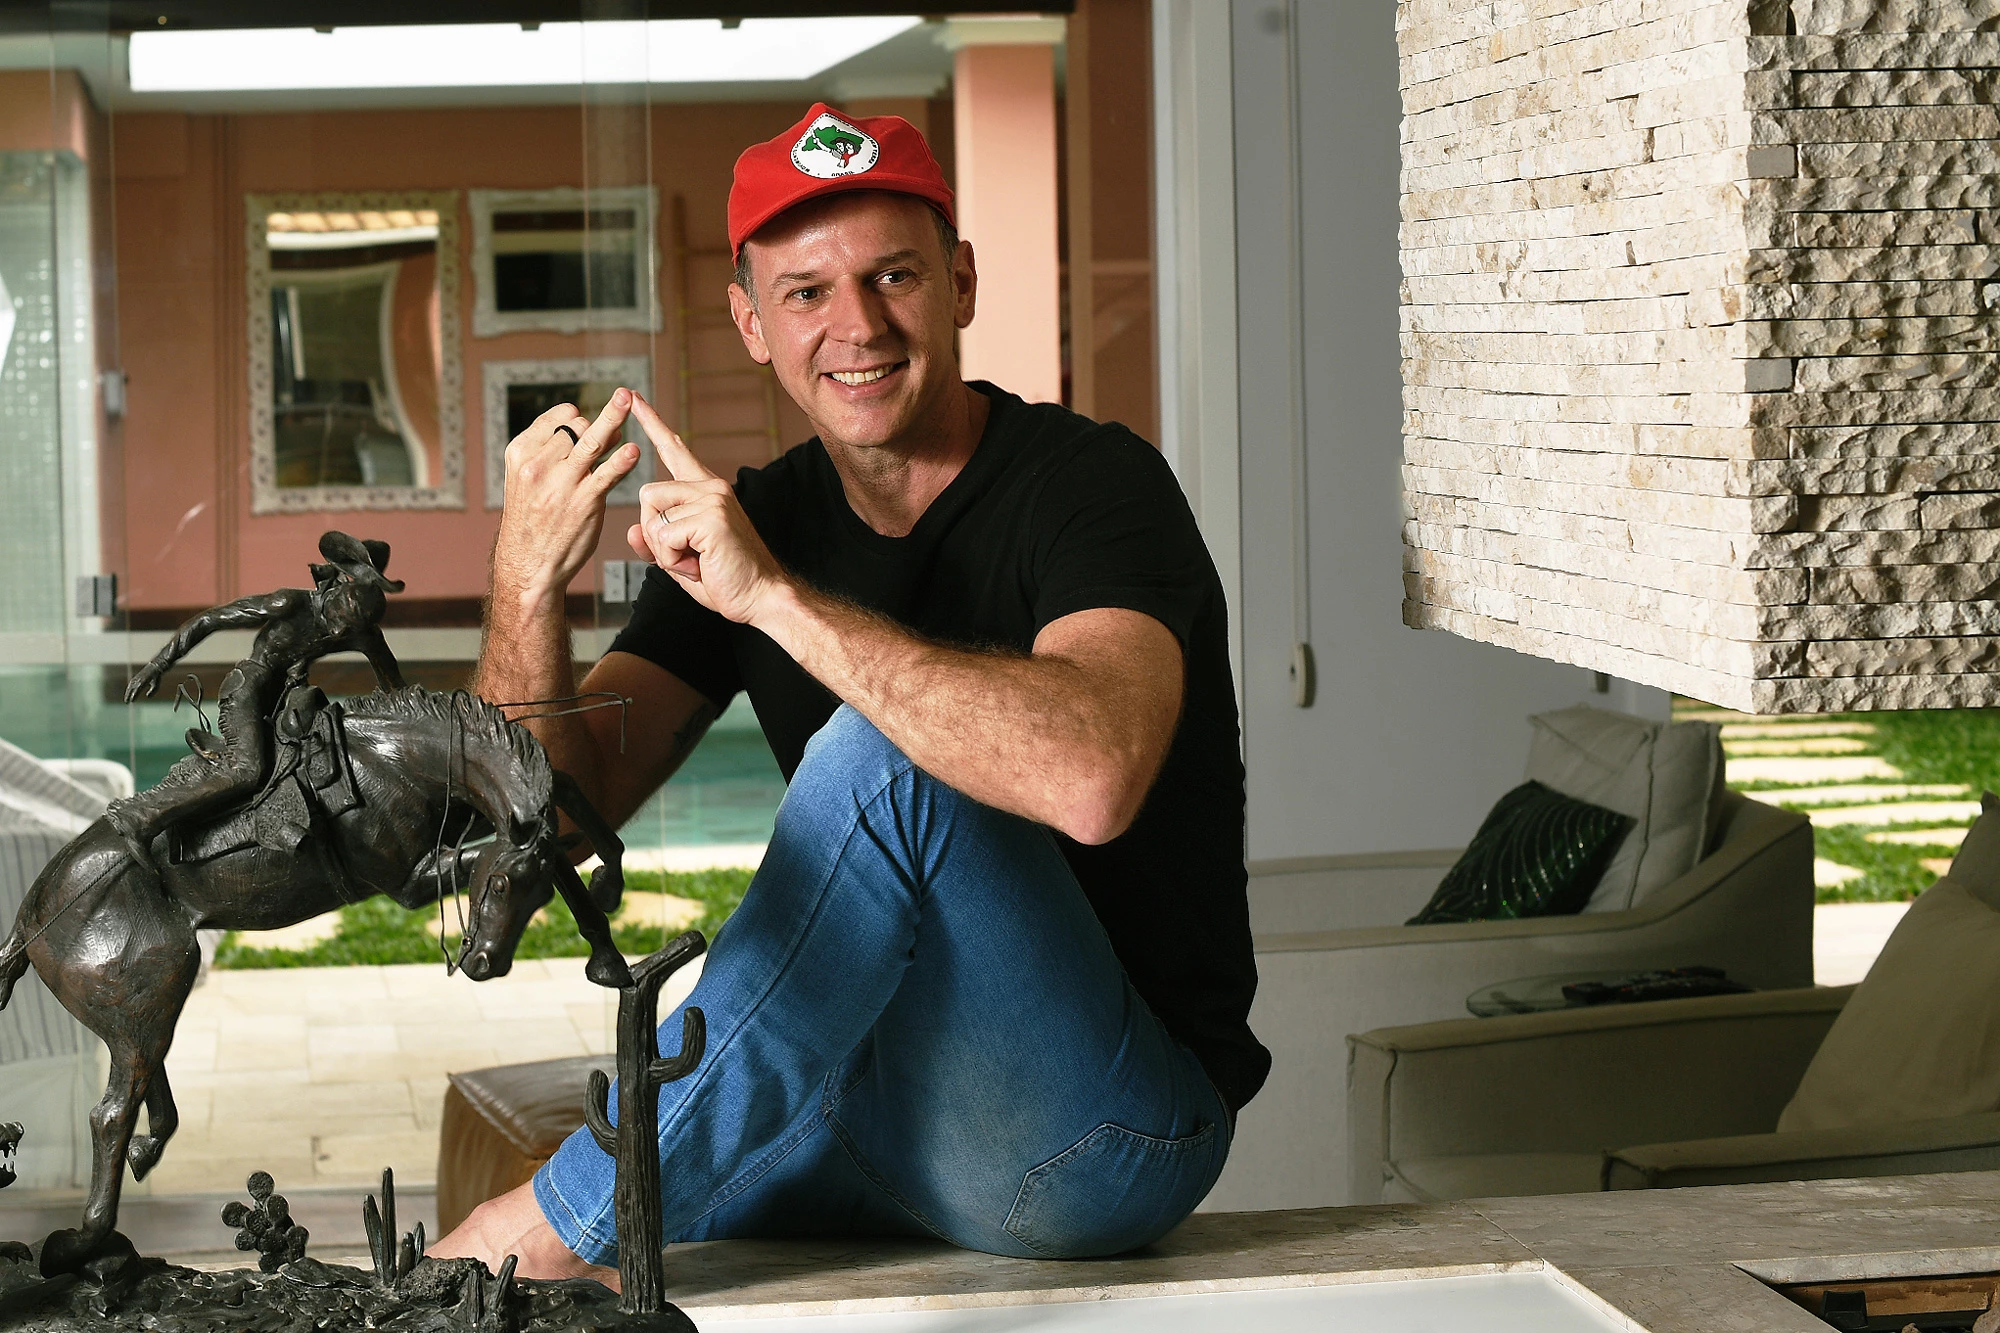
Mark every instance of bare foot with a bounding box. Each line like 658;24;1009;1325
428;1179;621;1291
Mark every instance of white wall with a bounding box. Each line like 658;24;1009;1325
1223;0;1661;865
1156;0;1674;1213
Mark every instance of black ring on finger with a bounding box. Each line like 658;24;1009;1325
554;424;580;446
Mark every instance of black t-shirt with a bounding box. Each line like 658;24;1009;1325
611;383;1270;1114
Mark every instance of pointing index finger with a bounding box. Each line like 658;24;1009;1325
631;393;715;482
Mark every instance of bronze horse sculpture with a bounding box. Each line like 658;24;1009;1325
0;686;634;1274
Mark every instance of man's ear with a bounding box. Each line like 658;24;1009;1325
952;238;977;331
728;282;772;365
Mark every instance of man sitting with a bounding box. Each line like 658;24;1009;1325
437;105;1266;1276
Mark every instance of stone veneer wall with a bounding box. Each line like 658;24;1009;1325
1398;0;2000;713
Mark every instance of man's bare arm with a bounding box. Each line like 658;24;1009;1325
475;601;717;839
568;653;720;832
766;595;1182;844
477;389;724;840
626;395;1184;844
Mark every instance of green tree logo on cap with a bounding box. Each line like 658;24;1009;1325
791;112;881;180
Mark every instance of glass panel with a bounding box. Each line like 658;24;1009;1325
0;22;130;1196
0;12;964;1222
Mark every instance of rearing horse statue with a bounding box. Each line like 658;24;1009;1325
0;686;632;1274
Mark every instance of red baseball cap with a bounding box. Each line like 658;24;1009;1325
728;102;955;260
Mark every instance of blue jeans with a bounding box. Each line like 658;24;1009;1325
535;706;1230;1262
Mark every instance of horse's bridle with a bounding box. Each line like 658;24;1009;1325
453;811;559;968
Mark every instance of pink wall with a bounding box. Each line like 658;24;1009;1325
0;69;92;159
953;44;1063;405
114;101;820;611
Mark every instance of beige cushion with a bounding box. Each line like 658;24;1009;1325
1780;808;2000;1133
1946;791;2000;902
1524;705;1724;913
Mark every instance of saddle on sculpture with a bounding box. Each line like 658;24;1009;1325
174;688;362;864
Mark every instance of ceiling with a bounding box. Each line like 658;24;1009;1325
8;1;1069;32
0;12;1041;111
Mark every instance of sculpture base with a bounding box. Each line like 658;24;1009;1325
0;1242;695;1332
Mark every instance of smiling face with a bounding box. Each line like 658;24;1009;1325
730;190;976;457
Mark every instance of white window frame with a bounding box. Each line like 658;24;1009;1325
469;186;663;338
481;356;654;510
245;189;465;515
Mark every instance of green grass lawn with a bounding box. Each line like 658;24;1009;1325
1867;708;2000;796
1810;823;1969;904
1739;706;2000;904
214;866;752;969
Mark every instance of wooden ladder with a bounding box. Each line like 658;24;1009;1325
672;194;783;462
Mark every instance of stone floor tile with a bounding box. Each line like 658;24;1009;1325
1719;722;1874;740
1723;737;1871;757
1813;858;1864;889
169;1067;312;1093
165;1028;219;1073
212;1017;309;1071
471;986;613;1022
164;1084;215;1133
231;917;341;953
312;1129;441;1186
410;1076;452;1130
398;1017;580;1051
380;964;478;1001
1727;755;1902;784
1923;857;1955;877
1866;826;1971;847
144;952;636;1202
1805;800;1986;827
302;996;443;1026
1672;707;1755;723
391;1047;505;1077
306;1024;399;1058
306;1051;444;1086
147;1149;316;1197
191;1113;422;1145
1814;901;1910;988
1762;783;1970;807
223;1079;415;1123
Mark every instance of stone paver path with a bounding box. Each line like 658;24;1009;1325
132;954;704;1197
1683;700;1978;985
1814;902;1911;987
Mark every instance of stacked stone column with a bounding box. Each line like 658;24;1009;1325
1399;0;2000;713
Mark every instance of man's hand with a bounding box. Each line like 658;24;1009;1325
427;1179;620;1289
626;394;790;626
492;390;642;612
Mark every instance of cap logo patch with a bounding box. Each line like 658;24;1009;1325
790;112;880;180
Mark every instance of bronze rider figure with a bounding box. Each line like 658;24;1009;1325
106;531;408;877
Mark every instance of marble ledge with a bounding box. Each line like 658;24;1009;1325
661;1171;2000;1328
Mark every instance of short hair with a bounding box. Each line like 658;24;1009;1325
734;203;959;309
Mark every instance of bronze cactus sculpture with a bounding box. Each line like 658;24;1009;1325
583;931;707;1324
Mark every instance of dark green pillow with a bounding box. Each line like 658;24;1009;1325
1408;780;1635;925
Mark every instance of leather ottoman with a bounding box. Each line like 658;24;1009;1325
437;1055;613;1234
